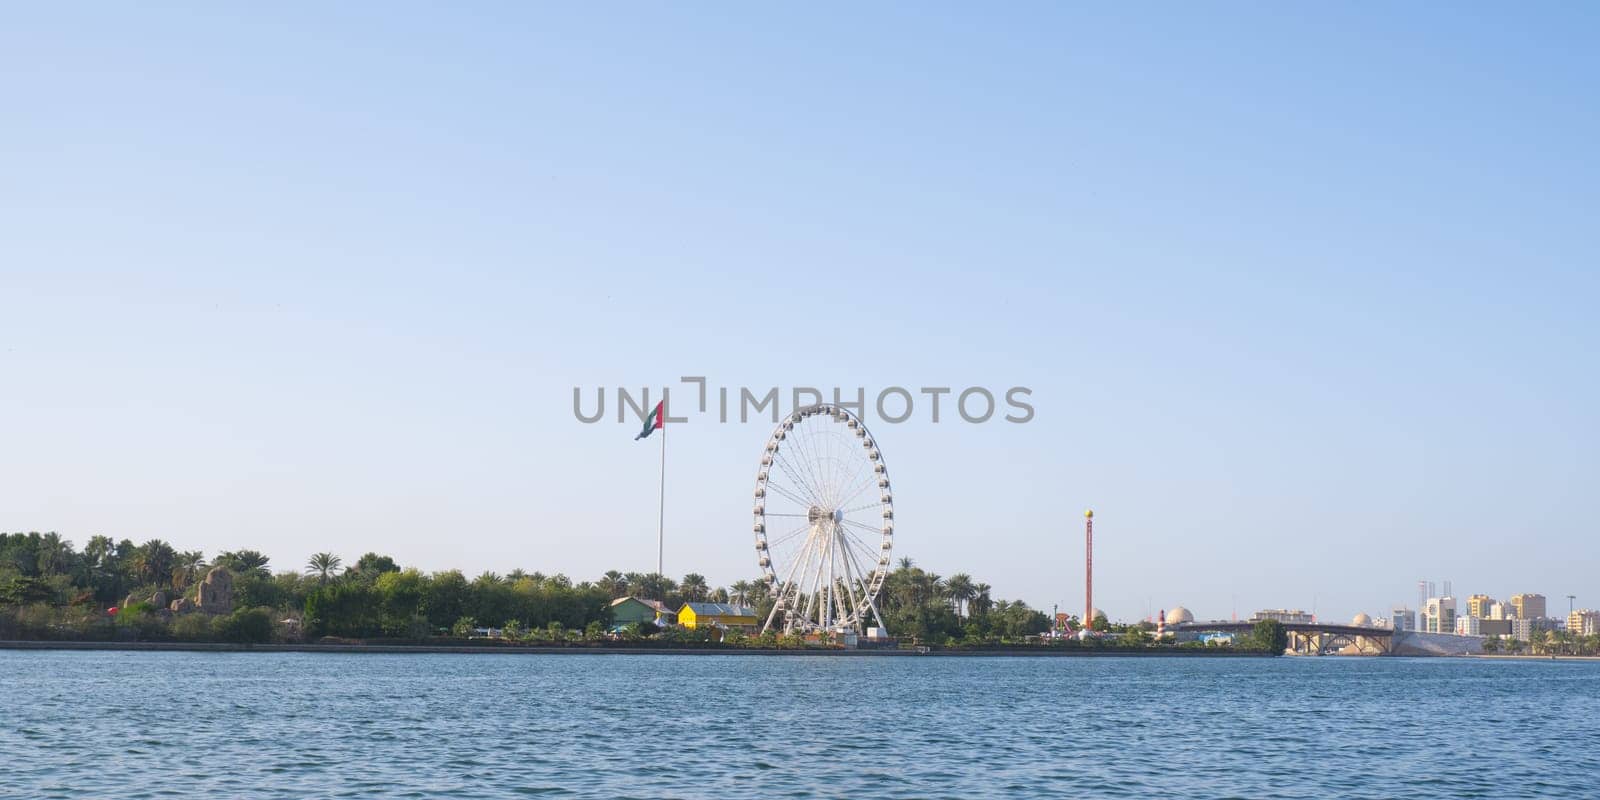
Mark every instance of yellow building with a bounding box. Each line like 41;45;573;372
677;602;759;631
1568;609;1600;636
1467;594;1495;619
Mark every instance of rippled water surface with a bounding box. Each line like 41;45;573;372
3;651;1598;798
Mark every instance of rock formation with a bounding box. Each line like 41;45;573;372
170;597;194;613
149;591;168;609
195;567;235;615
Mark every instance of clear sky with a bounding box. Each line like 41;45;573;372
3;5;1596;624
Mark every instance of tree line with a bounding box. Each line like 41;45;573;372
1;532;1064;646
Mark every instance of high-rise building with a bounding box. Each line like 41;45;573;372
1511;593;1547;620
1512;617;1558;642
1488;601;1511;620
1456;616;1482;636
1513;618;1533;641
1568;610;1600;636
1423;596;1457;634
1467;594;1495;619
1391;607;1416;631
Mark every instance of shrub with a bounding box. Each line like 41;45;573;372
214;607;273;644
170;613;212;641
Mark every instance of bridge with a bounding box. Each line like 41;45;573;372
1172;621;1394;656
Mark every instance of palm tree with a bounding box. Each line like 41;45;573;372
172;551;207;588
83;535;114;570
306;552;342;584
216;549;271;578
730;580;754;606
624;572;648;598
897;557;915;571
918;572;945;606
971;583;993;616
636;573;676;603
598;570;629;597
36;532;71;576
745;578;771;607
132;540;178;588
946;573;976;618
506;569;528;582
680;573;710;603
1530;629;1552;655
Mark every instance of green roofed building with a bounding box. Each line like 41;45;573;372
610;597;674;626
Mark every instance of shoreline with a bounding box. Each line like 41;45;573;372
1469;653;1600;662
0;640;1275;657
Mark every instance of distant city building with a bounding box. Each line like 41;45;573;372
1455;616;1481;636
1512;618;1535;642
1511;593;1547;620
1479;619;1512;637
1467;594;1495;619
1488;601;1511;621
1568;610;1600;637
1251;609;1314;625
1511;617;1558;642
1391;607;1416;631
1423;596;1457;634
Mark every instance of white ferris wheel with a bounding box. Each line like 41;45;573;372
753;403;893;634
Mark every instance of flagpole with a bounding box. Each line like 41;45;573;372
657;412;666;601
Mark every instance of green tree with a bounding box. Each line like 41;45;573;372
424;571;471;629
1249;620;1288;654
374;569;426;636
597;570;628;597
215;550;271;579
306;552;343;584
353;552;400;578
304;582;380;638
679;573;710;602
172;551;207;589
214;607;273;644
945;573;976;618
132;540;178;588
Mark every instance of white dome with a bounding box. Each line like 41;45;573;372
1165;607;1195;625
1352;613;1373;627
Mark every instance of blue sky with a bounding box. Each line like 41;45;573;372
2;5;1596;623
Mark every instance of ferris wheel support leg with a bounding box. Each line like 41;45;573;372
762;526;815;634
833;531;869;633
864;591;888;637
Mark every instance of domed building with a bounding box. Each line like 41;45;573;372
1351;613;1373;627
1165;606;1195;626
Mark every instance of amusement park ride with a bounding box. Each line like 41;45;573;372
753;404;894;635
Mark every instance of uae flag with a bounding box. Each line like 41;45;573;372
635;401;664;440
